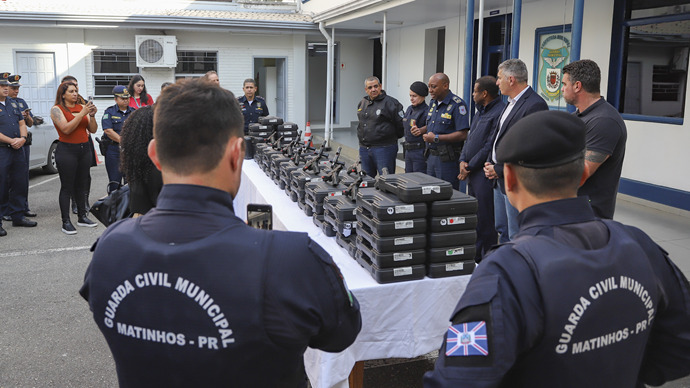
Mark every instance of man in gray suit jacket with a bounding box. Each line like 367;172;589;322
484;59;548;243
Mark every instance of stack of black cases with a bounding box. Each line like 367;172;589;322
323;195;358;256
354;187;428;283
427;190;478;277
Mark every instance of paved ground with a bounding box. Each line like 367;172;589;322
2;163;690;387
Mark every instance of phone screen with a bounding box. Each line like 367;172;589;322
87;96;93;103
247;204;272;230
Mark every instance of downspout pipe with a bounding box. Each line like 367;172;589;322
463;0;475;110
382;11;387;89
319;22;333;146
510;0;522;58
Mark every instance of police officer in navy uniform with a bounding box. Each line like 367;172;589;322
1;74;36;221
424;111;690;387
102;85;135;193
403;81;429;173
422;73;469;191
80;79;361;387
0;72;36;236
237;78;269;134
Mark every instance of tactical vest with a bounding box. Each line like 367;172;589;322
88;219;308;387
504;220;660;387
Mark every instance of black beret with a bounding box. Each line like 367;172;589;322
410;81;428;97
497;110;585;169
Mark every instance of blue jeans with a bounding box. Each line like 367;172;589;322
404;148;426;173
426;155;465;191
493;187;519;243
359;144;398;177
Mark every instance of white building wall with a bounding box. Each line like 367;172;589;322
334;36;374;128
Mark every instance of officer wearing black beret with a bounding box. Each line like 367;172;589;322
425;110;690;387
80;78;361;387
0;72;36;236
403;81;429;173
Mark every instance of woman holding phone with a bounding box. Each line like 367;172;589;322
50;81;99;234
127;75;154;109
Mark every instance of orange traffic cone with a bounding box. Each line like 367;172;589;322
304;121;313;147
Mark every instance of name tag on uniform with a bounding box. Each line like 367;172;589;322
441;113;452;119
112;116;121;119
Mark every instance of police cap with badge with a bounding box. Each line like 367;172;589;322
113;85;130;98
497;110;585;168
0;72;11;86
8;74;21;86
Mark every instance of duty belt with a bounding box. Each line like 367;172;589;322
427;148;440;156
403;142;425;151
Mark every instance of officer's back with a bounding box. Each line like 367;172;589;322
80;79;361;387
424;111;690;387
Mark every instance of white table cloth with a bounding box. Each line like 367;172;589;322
234;160;470;388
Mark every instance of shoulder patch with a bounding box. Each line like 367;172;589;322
459;105;467;115
446;321;489;357
398;110;404;118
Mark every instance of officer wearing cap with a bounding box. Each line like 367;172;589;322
80;79;361;387
424;110;690;387
1;74;36;221
237;78;269;134
403;81;429;173
422;73;469;191
102;85;135;193
0;72;37;236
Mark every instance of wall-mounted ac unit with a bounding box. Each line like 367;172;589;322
135;35;177;68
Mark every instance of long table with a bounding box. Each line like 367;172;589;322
234;160;470;388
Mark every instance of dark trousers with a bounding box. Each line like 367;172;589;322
468;170;497;261
0;146;28;222
56;142;91;220
105;144;124;192
426;154;466;192
359;143;398;177
404;148;426;173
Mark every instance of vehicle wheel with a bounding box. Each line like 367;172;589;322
43;142;58;174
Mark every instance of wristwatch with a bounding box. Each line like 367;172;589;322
21;135;27;140
433;135;439;143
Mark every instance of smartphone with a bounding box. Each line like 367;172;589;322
87;96;93;103
247;203;273;230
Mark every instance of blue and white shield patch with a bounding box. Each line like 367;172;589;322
445;321;489;357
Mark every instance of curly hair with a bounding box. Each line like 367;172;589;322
119;105;155;184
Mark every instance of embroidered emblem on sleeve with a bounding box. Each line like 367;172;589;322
446;321;489;357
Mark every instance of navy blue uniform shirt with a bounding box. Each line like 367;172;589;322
12;97;34;120
102;105;136;142
424;197;690;387
80;184;361;387
238;95;269;132
0;99;24;138
426;91;469;149
403;101;428;144
460;98;505;172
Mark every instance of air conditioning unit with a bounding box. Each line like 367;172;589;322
135;35;177;68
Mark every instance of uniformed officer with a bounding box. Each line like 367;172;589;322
1;74;36;221
422;73;469;191
102;85;135;193
0;72;37;236
424;111;690;387
237;78;269;134
403;81;429;173
80;79;361;387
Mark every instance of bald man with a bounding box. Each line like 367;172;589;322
422;73;469;191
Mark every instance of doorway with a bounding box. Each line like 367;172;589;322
476;14;512;78
306;42;339;125
253;57;286;119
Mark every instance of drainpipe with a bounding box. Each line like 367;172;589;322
382;11;387;89
568;0;584;112
463;0;475;108
319;22;333;146
510;0;522;58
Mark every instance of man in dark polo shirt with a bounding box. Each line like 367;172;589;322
562;59;627;219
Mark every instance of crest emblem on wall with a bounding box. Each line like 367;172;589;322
537;32;571;104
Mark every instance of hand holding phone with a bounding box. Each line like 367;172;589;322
247;204;272;230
